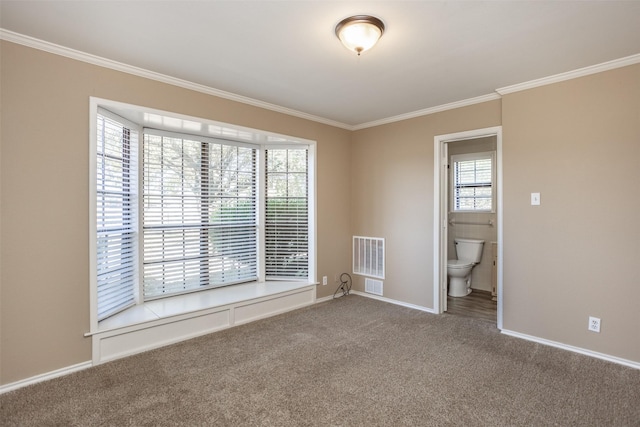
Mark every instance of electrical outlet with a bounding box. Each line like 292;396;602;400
588;316;601;333
322;276;327;286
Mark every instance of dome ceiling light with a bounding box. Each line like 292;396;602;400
335;15;385;56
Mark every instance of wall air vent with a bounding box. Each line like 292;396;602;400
353;236;385;279
365;278;383;296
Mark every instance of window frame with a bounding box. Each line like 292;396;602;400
264;146;310;280
141;129;261;299
92;108;142;321
89;98;316;332
450;151;495;213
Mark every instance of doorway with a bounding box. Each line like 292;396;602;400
433;126;503;329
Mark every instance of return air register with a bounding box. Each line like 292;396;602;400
365;278;384;296
353;236;385;296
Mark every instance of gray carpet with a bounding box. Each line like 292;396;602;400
1;295;639;426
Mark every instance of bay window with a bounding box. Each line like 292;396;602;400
91;102;314;324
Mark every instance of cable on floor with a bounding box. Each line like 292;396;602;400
333;273;352;299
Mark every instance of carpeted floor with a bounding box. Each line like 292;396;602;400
1;295;639;426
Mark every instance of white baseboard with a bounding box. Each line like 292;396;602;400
6;298;635;397
3;284;316;394
315;294;335;304
352;292;639;369
351;290;436;314
501;329;640;370
0;361;92;395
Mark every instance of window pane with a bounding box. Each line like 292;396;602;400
265;148;309;279
96;113;137;320
453;155;493;211
143;135;257;299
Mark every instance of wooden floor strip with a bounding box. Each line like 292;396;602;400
446;289;497;323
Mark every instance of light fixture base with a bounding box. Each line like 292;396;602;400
335;15;385;56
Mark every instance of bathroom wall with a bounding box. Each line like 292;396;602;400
447;137;498;293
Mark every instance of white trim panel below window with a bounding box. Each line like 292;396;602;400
90;281;316;365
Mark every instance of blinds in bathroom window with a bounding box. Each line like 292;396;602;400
452;153;493;211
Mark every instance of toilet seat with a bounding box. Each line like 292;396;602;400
447;259;474;269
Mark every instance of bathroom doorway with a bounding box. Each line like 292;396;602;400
433;127;503;329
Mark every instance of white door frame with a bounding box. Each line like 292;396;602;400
433;126;503;329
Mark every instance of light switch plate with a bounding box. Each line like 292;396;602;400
531;192;541;205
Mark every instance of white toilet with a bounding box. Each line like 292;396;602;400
447;238;485;297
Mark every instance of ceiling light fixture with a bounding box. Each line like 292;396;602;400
335;15;385;56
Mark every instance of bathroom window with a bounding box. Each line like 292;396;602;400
451;152;494;212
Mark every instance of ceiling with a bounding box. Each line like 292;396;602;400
2;1;640;129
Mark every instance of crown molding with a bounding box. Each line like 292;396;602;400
3;29;639;131
496;53;640;95
0;28;353;130
352;93;502;131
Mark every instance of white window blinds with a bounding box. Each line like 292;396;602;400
265;148;309;279
96;113;138;320
452;153;493;211
142;131;257;298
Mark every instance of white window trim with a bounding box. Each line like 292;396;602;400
89;97;317;335
450;151;496;213
90;107;144;327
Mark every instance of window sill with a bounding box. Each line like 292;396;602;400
97;281;316;334
89;281;317;364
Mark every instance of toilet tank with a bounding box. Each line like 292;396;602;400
454;238;485;263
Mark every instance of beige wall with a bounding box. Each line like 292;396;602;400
0;41;352;384
350;64;640;364
502;64;640;362
350;102;502;307
2;40;639;386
